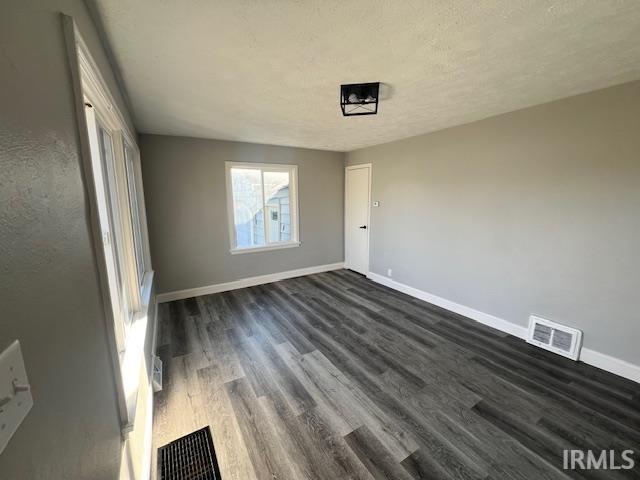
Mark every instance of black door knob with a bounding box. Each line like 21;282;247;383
359;225;367;229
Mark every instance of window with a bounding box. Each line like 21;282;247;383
96;124;135;336
85;104;152;347
124;144;146;286
67;17;154;431
226;162;299;253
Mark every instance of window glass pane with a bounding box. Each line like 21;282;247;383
231;168;265;248
98;127;133;328
124;145;145;284
263;171;291;244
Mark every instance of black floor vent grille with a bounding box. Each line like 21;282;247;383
158;426;222;480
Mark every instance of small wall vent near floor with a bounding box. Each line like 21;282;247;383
527;315;583;360
158;426;222;480
152;355;163;393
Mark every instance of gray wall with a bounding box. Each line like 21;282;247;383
347;80;640;366
140;135;345;294
0;1;134;478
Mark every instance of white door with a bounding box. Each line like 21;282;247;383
345;165;371;275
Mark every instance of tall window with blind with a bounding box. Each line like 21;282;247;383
84;103;151;350
69;16;153;430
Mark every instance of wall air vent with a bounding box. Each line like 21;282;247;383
158;426;221;480
152;355;163;392
527;315;582;360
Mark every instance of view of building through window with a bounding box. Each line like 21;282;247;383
229;165;296;250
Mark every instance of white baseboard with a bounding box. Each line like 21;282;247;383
367;272;528;339
579;348;640;384
157;262;345;303
367;272;640;384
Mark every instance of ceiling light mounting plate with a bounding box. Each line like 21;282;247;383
340;82;380;116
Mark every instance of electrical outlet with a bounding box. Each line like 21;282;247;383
387;268;392;277
0;341;33;455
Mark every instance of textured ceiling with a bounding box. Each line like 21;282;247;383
94;1;640;152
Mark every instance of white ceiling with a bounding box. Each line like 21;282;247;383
94;1;640;152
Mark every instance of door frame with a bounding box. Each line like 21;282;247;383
344;163;372;274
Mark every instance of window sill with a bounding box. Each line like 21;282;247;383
230;241;300;255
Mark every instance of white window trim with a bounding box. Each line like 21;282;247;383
225;162;300;254
230;241;301;255
63;15;153;434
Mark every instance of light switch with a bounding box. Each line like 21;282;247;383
0;341;33;454
373;201;380;207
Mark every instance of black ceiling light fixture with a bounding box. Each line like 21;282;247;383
340;82;380;116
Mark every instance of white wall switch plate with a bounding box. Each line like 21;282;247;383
0;340;33;455
373;201;380;207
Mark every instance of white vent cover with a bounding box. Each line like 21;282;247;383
152;355;163;393
527;315;583;360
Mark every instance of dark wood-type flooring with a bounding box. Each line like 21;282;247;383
152;269;640;479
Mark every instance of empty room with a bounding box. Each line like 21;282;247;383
2;1;640;479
